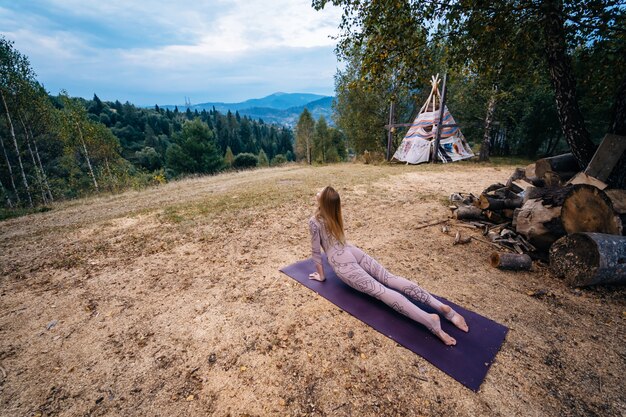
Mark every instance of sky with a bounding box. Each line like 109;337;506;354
0;0;342;106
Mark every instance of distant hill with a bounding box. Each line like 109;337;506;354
160;92;334;127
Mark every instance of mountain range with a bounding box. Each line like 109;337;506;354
161;92;334;127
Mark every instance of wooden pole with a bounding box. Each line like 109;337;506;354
432;73;448;163
386;100;395;161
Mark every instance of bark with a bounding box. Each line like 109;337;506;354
18;114;47;205
541;0;596;169
490;252;532;271
550;232;626;286
27;124;53;202
534;153;579;179
0;175;12;207
76;123;99;191
0;134;19;205
479;86;497;162
1;90;32;207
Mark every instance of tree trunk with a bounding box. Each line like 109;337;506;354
27;124;53;202
1;90;32;207
606;77;626;188
18;114;47;205
541;0;596;169
76;123;99;191
550;232;626;286
0;134;19;205
479;86;497;162
0;176;12;208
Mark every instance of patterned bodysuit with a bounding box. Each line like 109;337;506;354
309;216;445;329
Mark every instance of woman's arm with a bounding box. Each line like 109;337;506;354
308;218;326;281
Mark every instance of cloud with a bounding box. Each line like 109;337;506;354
0;1;342;105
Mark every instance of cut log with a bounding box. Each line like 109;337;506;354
560;184;624;236
490;252;532;270
483;183;506;193
549;232;626;286
523;185;573;205
515;198;566;250
535;153;580;179
454;206;484;220
478;194;523;210
525;163;536;178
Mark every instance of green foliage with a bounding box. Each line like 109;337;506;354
316;0;624;162
232;153;258;169
224;146;235;167
295;109;315;163
270;154;288;166
166;119;223;176
258;149;269;167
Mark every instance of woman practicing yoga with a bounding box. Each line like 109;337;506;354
308;186;469;346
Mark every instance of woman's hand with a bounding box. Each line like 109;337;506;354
308;272;325;282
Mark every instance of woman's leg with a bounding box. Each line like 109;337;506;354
348;246;468;332
334;261;456;345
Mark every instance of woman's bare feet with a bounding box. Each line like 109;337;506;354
428;314;456;346
440;305;469;332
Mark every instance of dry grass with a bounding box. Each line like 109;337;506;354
0;162;624;417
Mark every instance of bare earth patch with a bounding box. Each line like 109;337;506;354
1;163;624;416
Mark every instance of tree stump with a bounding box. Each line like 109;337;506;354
549;232;626;286
561;184;624;235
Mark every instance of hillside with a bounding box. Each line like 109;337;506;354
0;163;624;416
161;93;334;126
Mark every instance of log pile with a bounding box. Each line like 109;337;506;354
451;133;626;286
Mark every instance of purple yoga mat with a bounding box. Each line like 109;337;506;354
280;256;508;392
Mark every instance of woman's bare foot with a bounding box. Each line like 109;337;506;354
428;314;456;346
440;305;469;332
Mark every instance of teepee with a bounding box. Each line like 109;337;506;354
392;75;474;164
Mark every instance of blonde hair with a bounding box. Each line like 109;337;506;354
316;186;346;245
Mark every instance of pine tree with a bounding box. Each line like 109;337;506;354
258;149;269;167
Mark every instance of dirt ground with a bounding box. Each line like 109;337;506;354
0;162;624;417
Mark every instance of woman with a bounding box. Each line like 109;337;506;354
308;186;469;346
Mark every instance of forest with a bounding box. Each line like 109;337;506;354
1;0;625;215
323;0;625;183
0;37;305;215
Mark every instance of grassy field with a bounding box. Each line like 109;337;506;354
1;162;624;416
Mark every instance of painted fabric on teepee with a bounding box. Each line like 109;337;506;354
393;75;474;164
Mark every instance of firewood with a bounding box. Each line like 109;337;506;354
506;168;526;187
567;172;607;190
515;198;566;250
453;231;472;245
560;184;624;236
523;185;573;205
490;252;532;270
454;206;484;220
549;232;626;286
535;153;580;179
478;194;523;210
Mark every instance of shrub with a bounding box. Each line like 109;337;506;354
232;153;258;169
271;154;288;166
